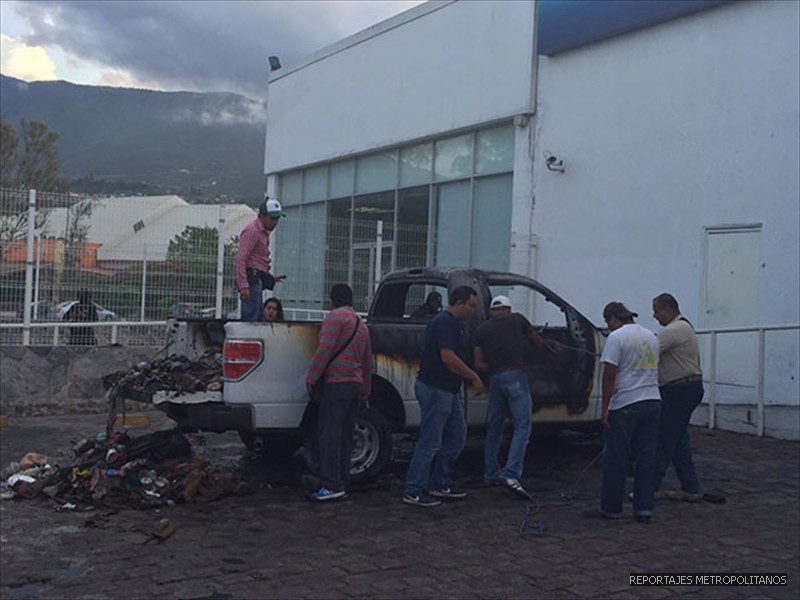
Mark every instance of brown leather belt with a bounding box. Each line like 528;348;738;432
663;374;703;386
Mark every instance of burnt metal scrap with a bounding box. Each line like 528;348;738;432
0;429;250;509
103;352;224;398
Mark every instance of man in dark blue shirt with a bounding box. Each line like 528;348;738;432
402;286;484;508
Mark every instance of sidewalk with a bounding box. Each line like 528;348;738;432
1;413;798;599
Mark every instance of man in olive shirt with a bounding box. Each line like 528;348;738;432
652;293;704;501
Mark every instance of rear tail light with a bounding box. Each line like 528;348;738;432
224;340;263;381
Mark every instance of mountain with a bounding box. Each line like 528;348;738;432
0;74;266;204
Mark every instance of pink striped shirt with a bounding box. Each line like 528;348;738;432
306;307;373;398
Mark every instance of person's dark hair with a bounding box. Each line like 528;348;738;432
425;291;442;308
653;293;679;312
602;301;638;323
263;297;285;321
448;286;477;306
329;283;353;308
78;289;91;305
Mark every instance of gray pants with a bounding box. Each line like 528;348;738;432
316;382;360;491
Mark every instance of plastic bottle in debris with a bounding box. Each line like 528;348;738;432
96;431;107;444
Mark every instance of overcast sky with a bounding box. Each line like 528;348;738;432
0;0;424;99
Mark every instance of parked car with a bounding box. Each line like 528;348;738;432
55;300;119;321
17;300;57;321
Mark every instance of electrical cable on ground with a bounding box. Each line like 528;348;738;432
519;448;603;538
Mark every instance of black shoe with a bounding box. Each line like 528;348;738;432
402;491;442;507
430;486;467;499
635;514;652;523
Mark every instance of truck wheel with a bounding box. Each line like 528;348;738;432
350;405;392;483
302;405;392;484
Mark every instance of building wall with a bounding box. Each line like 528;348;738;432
264;0;536;174
531;0;799;415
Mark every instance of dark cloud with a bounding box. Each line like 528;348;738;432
13;0;420;99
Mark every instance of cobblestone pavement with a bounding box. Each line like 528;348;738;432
0;413;797;599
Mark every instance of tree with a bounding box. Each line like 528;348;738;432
17;119;69;192
165;225;239;309
0;121;18;188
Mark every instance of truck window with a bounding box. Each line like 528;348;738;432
371;282;448;320
487;284;567;330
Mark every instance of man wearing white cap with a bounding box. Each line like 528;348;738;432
474;295;545;499
234;197;287;321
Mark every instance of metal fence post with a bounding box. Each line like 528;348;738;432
140;243;147;322
757;328;766;437
375;220;383;292
708;331;717;430
22;189;36;346
216;204;225;318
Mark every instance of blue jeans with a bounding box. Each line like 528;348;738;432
654;381;703;494
601;400;660;517
484;369;532;481
240;269;265;322
403;379;467;495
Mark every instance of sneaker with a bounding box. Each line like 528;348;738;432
402;491;442;507
430;486;468;499
310;487;347;501
635;514;652;523
665;490;703;503
500;477;530;499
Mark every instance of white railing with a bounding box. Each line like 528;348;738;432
0;320;167;347
695;324;800;437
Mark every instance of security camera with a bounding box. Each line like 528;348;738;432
544;153;565;173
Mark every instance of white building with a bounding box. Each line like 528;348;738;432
263;0;799;437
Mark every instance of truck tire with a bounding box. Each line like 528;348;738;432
350;405;392;482
302;404;392;484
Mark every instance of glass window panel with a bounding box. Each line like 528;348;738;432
397;186;429;270
472;174;512;272
303;165;327;203
355;151;398;194
275;203;327;312
353;192;394;244
326;198;352;297
329;160;354;198
279;171;302;206
434;134;473;181
400;143;432;187
435;180;471;267
475;125;514;175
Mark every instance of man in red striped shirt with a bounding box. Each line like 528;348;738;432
304;284;374;501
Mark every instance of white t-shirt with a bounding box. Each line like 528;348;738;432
600;323;661;410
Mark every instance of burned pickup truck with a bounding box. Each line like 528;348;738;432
115;267;604;482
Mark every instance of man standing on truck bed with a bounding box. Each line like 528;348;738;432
474;295;545;499
234;197;286;322
403;286;485;508
305;284;373;501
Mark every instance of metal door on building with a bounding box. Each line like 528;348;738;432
703;225;762;403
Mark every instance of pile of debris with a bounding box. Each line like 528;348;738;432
102;352;223;397
0;429;249;509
